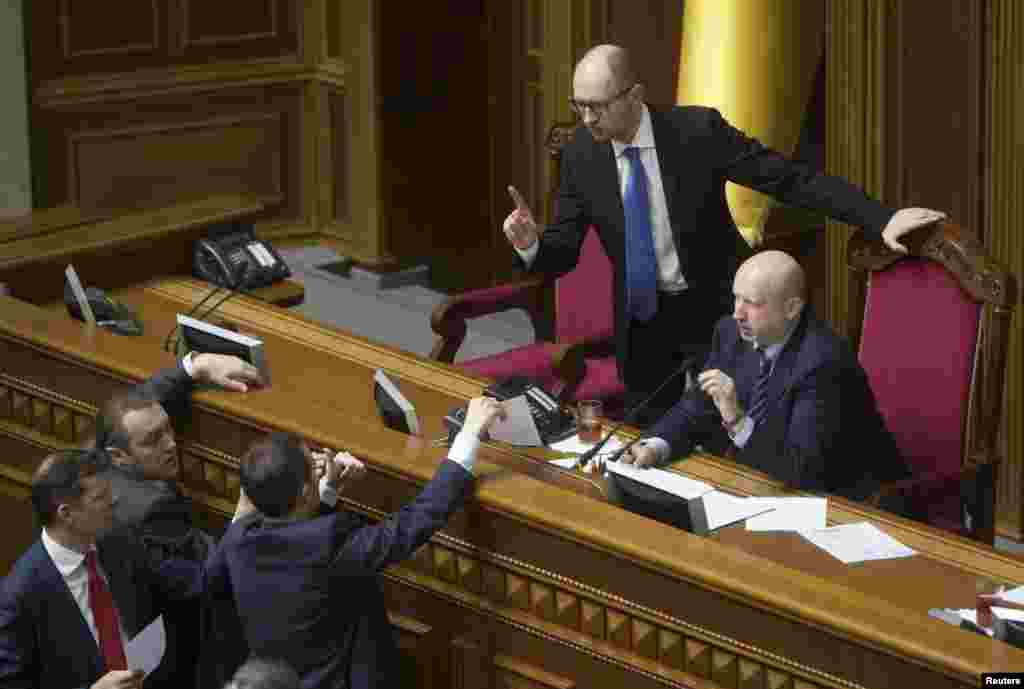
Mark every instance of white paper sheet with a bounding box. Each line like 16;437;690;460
487;395;543;446
126;615;165;676
994;607;1024;623
604;461;714;501
744;497;828;531
800;522;915;564
548;433;624;457
700;491;776;532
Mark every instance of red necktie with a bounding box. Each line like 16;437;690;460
84;550;128;671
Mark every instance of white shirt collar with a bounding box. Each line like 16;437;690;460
612;103;654;158
41;527;90;578
755;317;800;361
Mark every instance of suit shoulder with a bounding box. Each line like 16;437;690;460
2;543;48;598
654;104;726;131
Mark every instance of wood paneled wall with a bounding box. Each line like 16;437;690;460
983;0;1024;540
26;1;683;292
824;0;1024;539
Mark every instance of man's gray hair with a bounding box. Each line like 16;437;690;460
225;657;300;689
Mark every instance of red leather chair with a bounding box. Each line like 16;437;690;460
848;222;1018;544
429;123;626;416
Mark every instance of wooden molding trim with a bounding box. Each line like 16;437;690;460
34;58;350;108
180;0;279;49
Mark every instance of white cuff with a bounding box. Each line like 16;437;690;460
181;351;197;378
731;416;755;448
447;431;482;472
514;240;539;267
318;475;339;508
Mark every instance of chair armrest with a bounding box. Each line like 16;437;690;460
429;277;548;363
549;344;586;401
869;460;994;508
548;332;617;401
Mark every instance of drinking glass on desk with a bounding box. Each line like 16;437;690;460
576;400;603;443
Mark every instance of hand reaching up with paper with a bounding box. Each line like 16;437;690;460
462;397;508;438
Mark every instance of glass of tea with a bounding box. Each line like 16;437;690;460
576;400;603;443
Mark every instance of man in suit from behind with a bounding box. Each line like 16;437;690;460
502;43;946;425
618;251;911;507
95;351;264;689
0;449;202;689
206;396;507;689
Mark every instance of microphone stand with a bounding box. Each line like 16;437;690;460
576;356;697;470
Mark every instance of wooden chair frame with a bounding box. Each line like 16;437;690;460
847;222;1018;543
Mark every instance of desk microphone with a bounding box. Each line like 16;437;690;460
576;356;698;469
193;262;252;326
163;262;250;355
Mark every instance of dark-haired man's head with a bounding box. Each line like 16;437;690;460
31;449;115;547
226;657;300;689
96;390;179;481
239;433;318;519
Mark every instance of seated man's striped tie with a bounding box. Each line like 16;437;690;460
748;350;772;427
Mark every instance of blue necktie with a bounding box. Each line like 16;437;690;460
622;147;658;322
748;349;772;427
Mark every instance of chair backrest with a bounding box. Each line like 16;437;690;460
554;226;614;343
847;223;1017;478
543;121;615;345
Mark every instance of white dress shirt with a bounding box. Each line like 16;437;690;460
516;104;688;292
40;528;131;651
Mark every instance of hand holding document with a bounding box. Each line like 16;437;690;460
126;615;165;676
800;522;915;564
487;395;543;446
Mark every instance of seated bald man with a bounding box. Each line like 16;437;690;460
617;250;912;509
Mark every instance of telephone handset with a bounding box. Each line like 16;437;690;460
193;226;290;289
444;375;577;446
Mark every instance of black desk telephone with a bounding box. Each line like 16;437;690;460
444;376;577;446
194;223;290;289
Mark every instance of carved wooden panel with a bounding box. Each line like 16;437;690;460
68;113;280;213
177;0;298;62
389;613;437;689
35;84;300;219
59;0;161;60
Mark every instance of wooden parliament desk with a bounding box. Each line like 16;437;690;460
1;204;1023;689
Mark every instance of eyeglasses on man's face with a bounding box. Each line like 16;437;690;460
569;83;636;119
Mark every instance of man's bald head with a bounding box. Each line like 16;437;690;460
572;45;644;144
575;45;636;91
737;250;806;303
733;251;806;346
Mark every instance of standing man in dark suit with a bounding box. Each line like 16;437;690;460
0;449;202;689
503;44;946;424
94;351;264;689
619;251;910;504
206;397;507;689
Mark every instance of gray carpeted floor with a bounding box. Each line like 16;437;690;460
280;245;535;362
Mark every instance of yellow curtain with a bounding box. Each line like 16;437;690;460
676;0;823;245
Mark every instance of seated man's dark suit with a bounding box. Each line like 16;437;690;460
648;309;911;499
100;363;214;689
0;522;200;689
205;459;475;689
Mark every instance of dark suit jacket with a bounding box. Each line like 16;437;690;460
648;310;911;499
205;459;475;689
525;105;895;385
101;363;212;689
0;525;199;689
